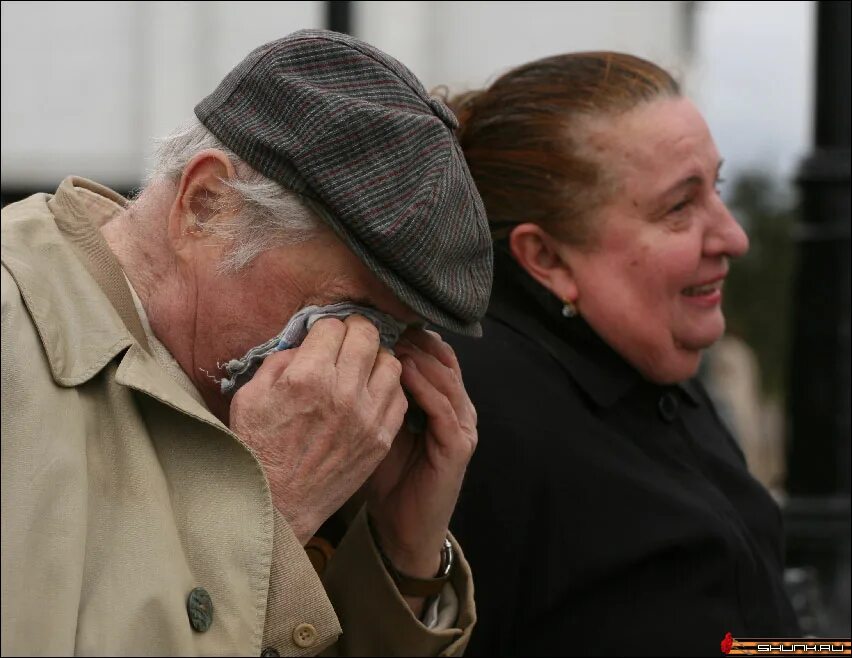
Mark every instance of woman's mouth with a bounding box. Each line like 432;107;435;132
683;281;721;296
682;278;724;305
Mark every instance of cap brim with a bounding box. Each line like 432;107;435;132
303;196;484;338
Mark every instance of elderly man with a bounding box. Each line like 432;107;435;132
1;30;491;656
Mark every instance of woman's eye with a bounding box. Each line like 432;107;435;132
714;176;726;195
669;198;692;214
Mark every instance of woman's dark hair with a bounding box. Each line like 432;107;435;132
447;52;680;245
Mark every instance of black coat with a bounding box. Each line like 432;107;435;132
444;248;799;657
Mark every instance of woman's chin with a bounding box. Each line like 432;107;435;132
676;317;727;352
638;349;703;384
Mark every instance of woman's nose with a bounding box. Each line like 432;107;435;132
705;200;750;259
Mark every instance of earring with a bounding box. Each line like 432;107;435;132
562;299;578;318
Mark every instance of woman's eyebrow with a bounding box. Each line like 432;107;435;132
659;160;725;198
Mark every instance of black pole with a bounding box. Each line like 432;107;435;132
326;1;352;35
786;0;851;637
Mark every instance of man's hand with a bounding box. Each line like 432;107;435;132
229;316;407;545
366;329;478;609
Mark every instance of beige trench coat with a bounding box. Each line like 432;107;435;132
1;178;475;656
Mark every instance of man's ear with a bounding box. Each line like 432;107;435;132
168;149;238;246
508;223;579;304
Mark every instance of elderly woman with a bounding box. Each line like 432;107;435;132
444;53;799;656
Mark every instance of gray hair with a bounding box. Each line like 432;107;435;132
145;118;324;272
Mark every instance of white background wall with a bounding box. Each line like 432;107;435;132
1;1;812;190
356;1;694;91
1;0;694;189
1;1;326;187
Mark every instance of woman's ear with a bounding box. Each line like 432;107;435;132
508;223;579;304
168;149;237;246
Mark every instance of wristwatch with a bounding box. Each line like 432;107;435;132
369;518;454;598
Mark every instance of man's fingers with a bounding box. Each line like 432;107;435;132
290;317;347;370
398;356;459;441
337;315;381;387
249;347;300;390
394;340;474;426
368;348;404;399
399;328;463;380
378;385;408;445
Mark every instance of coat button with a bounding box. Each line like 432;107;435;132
186;587;213;633
260;648;280;657
658;392;679;422
292;622;317;648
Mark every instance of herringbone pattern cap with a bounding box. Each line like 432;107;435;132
195;29;492;336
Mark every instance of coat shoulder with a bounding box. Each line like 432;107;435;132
444;315;583;419
1;265;91;655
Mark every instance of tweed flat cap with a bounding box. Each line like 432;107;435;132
195;29;492;336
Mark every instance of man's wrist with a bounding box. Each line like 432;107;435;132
367;515;454;596
383;543;443;581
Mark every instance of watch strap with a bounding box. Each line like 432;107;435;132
368;517;454;598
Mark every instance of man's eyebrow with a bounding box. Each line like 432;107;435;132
319;292;416;325
347;295;379;309
307;287;373;307
338;295;405;321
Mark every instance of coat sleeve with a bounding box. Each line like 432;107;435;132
320;507;476;657
1;265;89;656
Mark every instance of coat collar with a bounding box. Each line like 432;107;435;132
47;176;151;353
1;176;226;427
2;177;137;386
486;246;699;408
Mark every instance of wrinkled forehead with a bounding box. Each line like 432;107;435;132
586;99;716;173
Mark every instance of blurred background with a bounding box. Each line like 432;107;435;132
2;0;849;638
